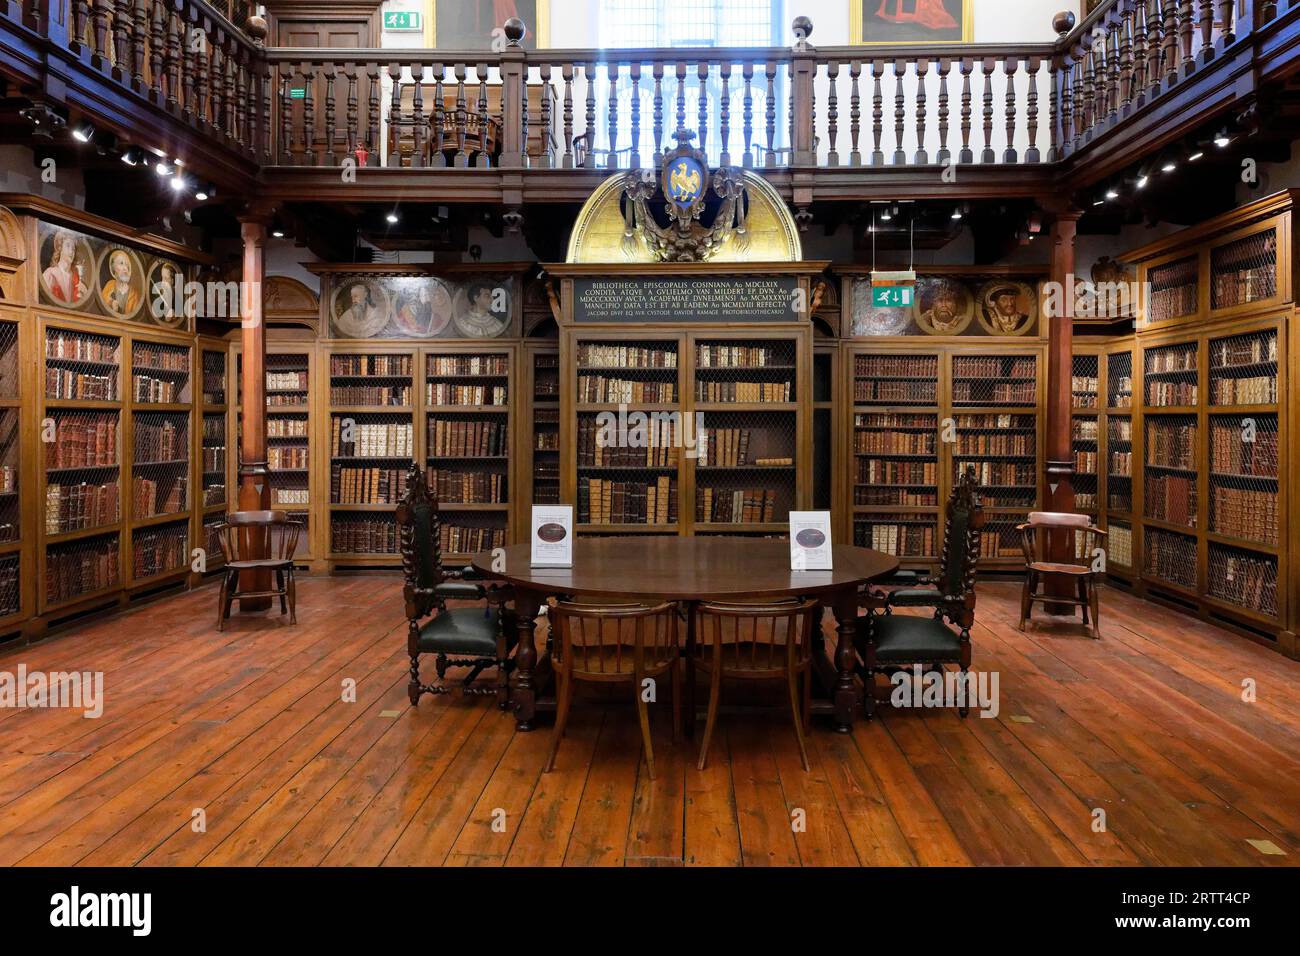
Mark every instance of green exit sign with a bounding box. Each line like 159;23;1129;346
870;269;916;308
383;10;422;31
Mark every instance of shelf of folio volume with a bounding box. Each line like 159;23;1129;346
236;348;314;560
327;349;416;564
199;344;230;573
849;347;1042;568
0;316;19;626
529;348;560;506
423;347;512;561
569;334;803;539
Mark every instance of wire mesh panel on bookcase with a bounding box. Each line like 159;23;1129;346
853;353;939;406
132;411;189;519
330;352;414;407
1106;349;1133;410
1144;526;1198;591
1072;414;1100;514
46;410;122;536
1146;255;1198;324
1210;231;1278;312
953;413;1038;509
329;412;415;505
853;513;938;559
45;531;120;607
0;320;16;399
853;412;939;507
1144;341;1199;407
201;412;228;508
201;349;227;406
576;338;679;531
45;327;120;400
0;407;16;544
1209;328;1278;405
1207;543;1279;620
426;349;511;554
1107;519;1133;571
532;351;560;504
132;519;189;581
1072;353;1100;409
978;515;1026;562
330;510;400;556
202;511;226;571
1107;415;1134;514
950;354;1038;407
131;341;191;404
1144;414;1197;529
0;553;18;618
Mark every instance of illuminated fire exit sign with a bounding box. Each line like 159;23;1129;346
870;270;916;308
383;10;423;31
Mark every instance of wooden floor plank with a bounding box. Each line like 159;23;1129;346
0;574;1296;867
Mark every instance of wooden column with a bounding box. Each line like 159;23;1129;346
1045;210;1082;589
237;215;273;609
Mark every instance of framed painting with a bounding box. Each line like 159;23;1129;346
432;0;550;49
850;0;973;44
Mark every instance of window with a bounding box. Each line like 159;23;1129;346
599;0;783;49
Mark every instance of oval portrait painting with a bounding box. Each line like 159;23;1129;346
913;276;975;335
95;246;147;320
331;279;392;338
795;528;826;549
391;277;453;337
537;522;568;543
146;258;187;327
38;226;95;310
452;281;511;338
976;279;1038;336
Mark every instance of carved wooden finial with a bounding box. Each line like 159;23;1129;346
1052;10;1077;39
504;17;527;47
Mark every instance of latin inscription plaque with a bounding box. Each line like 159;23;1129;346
572;276;800;324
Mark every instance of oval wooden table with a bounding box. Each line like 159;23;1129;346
471;538;899;733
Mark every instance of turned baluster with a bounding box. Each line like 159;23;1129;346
871;59;884;165
890;59;905;165
113;0;133;79
957;59;973;164
980;58;994;162
911;58;926;165
763;60;776;167
366;62;380;166
606;61;619;169
71;1;90;54
849;59;863;166
676;61;687;135
936;58;952;164
194;19;210;126
1216;0;1235;46
1078;44;1093;141
236;47;250;147
393;62;410;167
698;62;710;154
131;0;147;87
1119;7;1135;109
453;63;469;167
167;5;182;113
1025;56;1040;163
345;65;358;159
1052;55;1069;160
539;63;554;169
1199;0;1214;60
209;30;224;131
432;65;445;167
297;61;313;162
1132;0;1148;106
561;62;574;168
476;63;490;169
1162;0;1178;86
149;1;164;101
1146;0;1163;96
652;62;665;164
91;0;110;68
280;66;294;163
825;59;840;165
260;59;273;161
997;57;1013;163
329;63;342;166
718;62;731;167
741;61;753;167
180;7;197;123
1107;19;1121;120
1180;0;1195;71
585;61;597;168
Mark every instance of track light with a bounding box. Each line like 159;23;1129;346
1105;187;1119;200
1161;159;1177;173
1136;173;1149;189
71;120;95;144
169;174;187;193
951;207;963;220
271;228;285;238
1188;150;1204;162
121;146;144;166
1214;129;1232;148
154;159;175;177
386;209;400;224
194;182;214;202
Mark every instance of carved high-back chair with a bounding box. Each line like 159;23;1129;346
395;464;516;707
859;467;985;717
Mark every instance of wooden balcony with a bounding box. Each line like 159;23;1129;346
1;1;1298;207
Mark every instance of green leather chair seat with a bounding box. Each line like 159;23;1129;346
434;581;488;601
886;587;945;607
418;607;507;657
869;614;962;663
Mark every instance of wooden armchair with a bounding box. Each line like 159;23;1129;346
1016;512;1106;639
387;81;557;167
395;464;516;706
213;511;302;631
858;467;984;717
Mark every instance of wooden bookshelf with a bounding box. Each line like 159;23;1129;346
197;339;231;576
524;343;561;517
423;344;515;563
326;346;416;567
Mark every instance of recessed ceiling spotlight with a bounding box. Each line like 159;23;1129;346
154;159;174;177
1136;174;1150;189
271;229;285;238
951;207;963;220
1105;187;1119;200
386;209;400;224
169;174;187;192
1188;150;1204;161
1161;160;1177;173
1214;129;1232;148
194;182;214;202
1093;199;1105;206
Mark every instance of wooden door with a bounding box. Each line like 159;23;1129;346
275;15;374;162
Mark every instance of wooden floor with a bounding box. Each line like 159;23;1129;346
1;573;1298;867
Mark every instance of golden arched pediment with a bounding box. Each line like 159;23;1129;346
566;170;802;264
